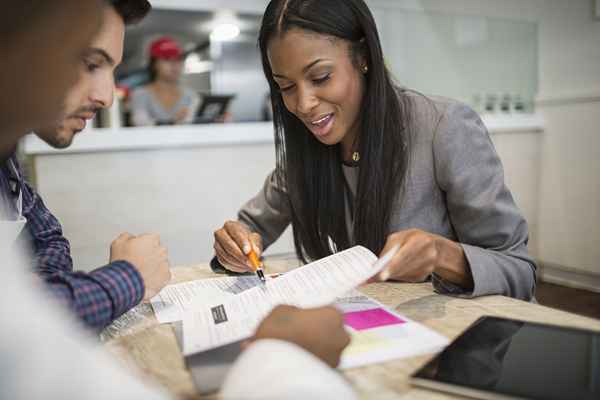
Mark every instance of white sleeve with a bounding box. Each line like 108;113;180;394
221;339;357;400
0;250;171;400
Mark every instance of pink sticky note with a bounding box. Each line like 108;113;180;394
344;308;405;331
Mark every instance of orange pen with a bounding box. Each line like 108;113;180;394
248;247;266;283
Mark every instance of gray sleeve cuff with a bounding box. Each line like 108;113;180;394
432;243;532;300
432;243;500;298
237;171;291;250
431;273;474;297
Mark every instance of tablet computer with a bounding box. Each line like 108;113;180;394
195;94;234;123
411;316;600;400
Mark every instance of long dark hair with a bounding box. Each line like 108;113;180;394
258;0;412;262
148;57;158;82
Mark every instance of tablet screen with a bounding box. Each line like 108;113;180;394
412;316;600;400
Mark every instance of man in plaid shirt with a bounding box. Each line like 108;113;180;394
0;0;171;330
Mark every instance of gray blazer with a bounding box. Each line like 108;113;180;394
238;93;537;301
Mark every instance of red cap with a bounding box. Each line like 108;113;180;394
149;37;182;60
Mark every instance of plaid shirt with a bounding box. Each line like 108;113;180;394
1;155;144;330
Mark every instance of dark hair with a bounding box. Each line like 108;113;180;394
2;1;149;35
109;0;151;25
148;57;158;82
258;0;412;262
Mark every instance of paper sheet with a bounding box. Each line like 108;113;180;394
151;276;260;323
182;245;398;355
334;291;449;369
150;248;447;369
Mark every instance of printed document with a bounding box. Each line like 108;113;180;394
334;290;448;368
151;276;258;324
182;245;398;355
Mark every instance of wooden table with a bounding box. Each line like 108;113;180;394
101;257;600;399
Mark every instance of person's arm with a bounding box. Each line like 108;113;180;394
2;251;170;400
221;339;357;400
222;305;355;400
178;90;200;124
20;175;145;329
213;170;293;273
431;102;537;300
237;169;292;250
130;88;156;126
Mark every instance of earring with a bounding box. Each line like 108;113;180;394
362;65;369;74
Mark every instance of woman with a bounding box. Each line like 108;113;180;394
130;36;199;126
213;0;536;300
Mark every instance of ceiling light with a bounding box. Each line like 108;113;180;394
210;23;240;42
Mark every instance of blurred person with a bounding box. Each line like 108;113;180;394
130;36;200;126
214;0;537;301
0;0;172;331
1;2;356;399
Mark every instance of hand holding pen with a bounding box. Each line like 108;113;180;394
214;220;265;281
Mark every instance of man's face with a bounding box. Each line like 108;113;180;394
36;6;125;149
1;0;103;142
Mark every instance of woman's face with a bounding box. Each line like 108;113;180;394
155;58;183;83
268;29;366;149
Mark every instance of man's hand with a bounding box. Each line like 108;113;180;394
110;233;171;300
252;305;350;368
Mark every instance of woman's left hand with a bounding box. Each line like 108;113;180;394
368;229;473;288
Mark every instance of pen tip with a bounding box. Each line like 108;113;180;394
257;269;266;283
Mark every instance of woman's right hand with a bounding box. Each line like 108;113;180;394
213;221;263;273
174;107;190;124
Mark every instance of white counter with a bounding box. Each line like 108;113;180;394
23;122;275;155
23;115;544;156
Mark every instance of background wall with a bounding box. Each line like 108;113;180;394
374;6;538;108
489;131;542;259
534;0;600;290
211;40;269;122
33;141;295;270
